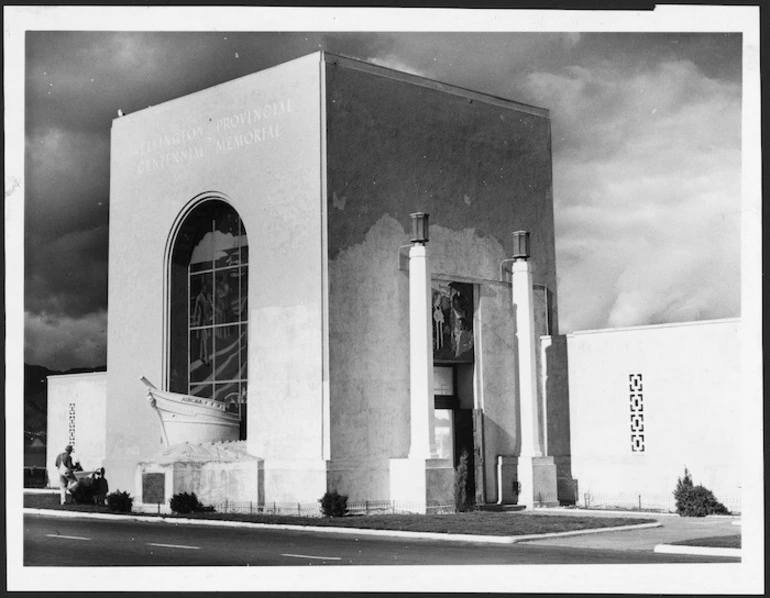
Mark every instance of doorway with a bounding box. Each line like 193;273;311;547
434;362;477;501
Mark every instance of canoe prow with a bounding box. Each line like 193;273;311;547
141;377;240;446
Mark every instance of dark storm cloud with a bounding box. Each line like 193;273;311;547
23;31;319;323
25;34;114;325
26;224;108;317
24;127;109;236
573;33;743;83
25;310;107;371
23;31;399;321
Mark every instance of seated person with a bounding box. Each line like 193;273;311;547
69;472;94;504
70;467;105;505
93;468;109;505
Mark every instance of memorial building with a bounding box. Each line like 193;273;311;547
46;51;741;514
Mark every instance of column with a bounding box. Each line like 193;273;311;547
408;241;437;459
390;213;452;513
511;258;543;458
509;231;557;508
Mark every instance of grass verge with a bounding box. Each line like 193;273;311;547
671;535;741;549
24;493;655;536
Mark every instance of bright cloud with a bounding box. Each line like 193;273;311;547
524;58;741;331
368;55;427;77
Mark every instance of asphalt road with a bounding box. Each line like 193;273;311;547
24;514;739;566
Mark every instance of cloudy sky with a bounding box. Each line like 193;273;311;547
18;11;745;371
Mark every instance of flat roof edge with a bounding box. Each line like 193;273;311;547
47;371;107;381
565;317;741;338
112;51;325;127
322;52;549;119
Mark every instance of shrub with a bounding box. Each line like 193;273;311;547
106;490;133;513
319;490;348;517
454;449;475;512
169;492;213;514
674;469;730;517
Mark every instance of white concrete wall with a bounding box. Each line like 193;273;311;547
106;52;325;498
567;318;741;512
46;373;107;486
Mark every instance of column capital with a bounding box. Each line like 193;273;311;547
511;259;532;274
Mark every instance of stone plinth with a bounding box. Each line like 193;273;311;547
496;455;519;504
495;454;558;507
389;457;454;513
517;455;559;508
135;440;263;508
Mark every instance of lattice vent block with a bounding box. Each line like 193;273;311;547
68;402;76;447
628;374;644;453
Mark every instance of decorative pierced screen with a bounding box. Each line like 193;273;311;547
629;373;645;452
67;402;76;447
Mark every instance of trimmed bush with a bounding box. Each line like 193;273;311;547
319;490;348;517
106;490;133;513
169;492;215;514
454;449;475;512
674;469;730;517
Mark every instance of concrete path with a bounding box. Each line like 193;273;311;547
523;508;739;552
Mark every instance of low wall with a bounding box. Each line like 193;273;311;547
566;319;742;512
46;373;107;486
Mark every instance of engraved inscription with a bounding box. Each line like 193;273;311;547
130;98;293;175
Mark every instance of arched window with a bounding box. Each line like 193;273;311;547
169;200;248;438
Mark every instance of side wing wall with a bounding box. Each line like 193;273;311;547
567;319;742;512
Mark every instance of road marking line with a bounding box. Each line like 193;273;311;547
46;534;91;541
147;542;200;550
281;553;342;561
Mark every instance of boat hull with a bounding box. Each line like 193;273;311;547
142;378;241;446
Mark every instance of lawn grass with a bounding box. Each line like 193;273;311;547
24;493;656;536
671;534;741;549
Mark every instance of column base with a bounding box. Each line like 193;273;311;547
517;455;559;508
389;457;454;513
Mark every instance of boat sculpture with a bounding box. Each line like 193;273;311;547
140;377;240;446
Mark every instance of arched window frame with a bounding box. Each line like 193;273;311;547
163;194;249;432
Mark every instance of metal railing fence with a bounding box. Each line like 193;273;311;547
574;491;741;514
202;499;456;517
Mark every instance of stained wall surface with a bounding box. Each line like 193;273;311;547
106;53;325;497
46;373;107;486
567;318;742;512
323;57;557;501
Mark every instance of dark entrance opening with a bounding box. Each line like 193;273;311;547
453;408;476;502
